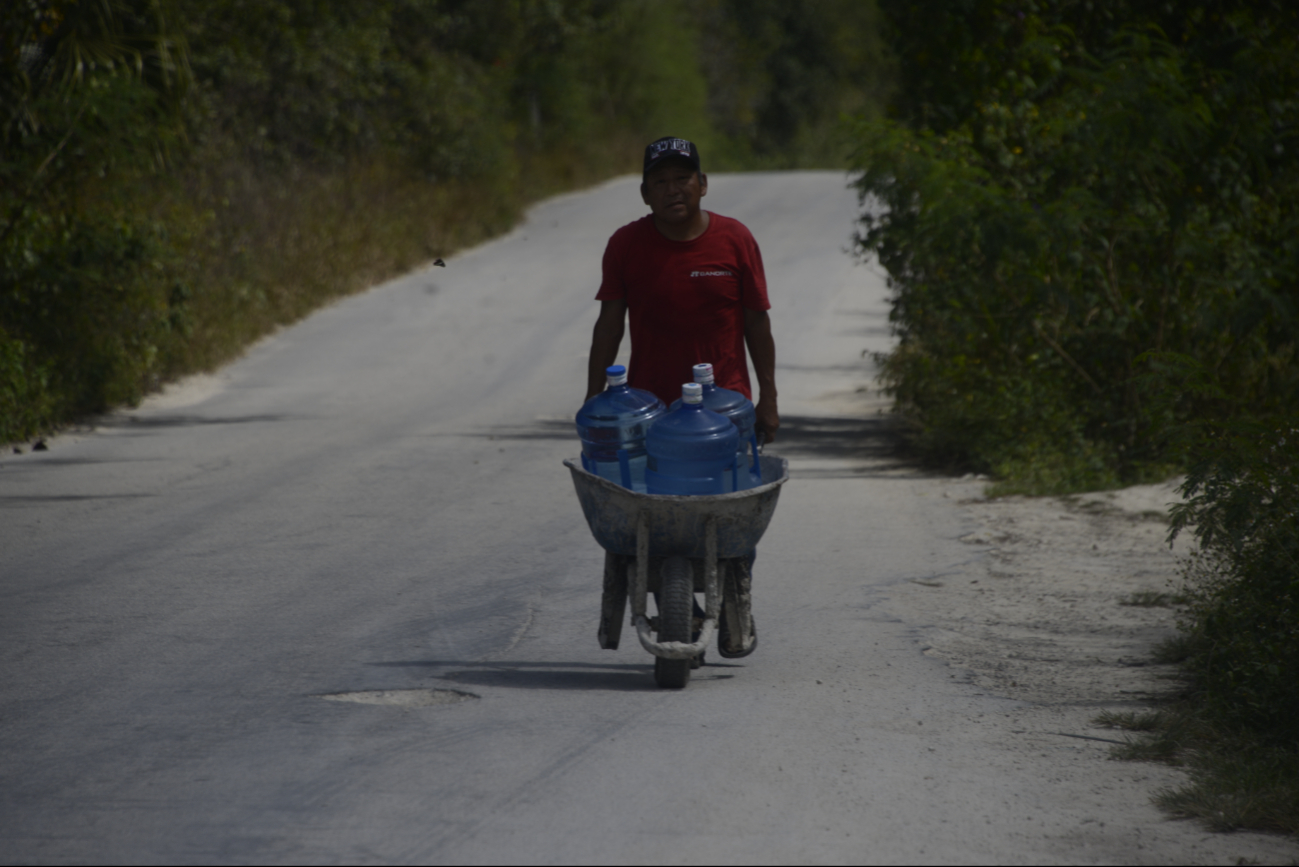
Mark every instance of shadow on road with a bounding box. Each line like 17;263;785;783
476;412;915;480
0;493;155;505
481;419;574;441
773;414;897;462
767;413;916;480
489;413;903;453
97;413;299;429
368;658;739;691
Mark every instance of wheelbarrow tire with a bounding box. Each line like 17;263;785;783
653;556;693;689
597;552;628;650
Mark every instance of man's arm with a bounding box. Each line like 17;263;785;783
586;299;627;400
744;308;779;443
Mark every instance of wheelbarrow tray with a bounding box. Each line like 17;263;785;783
564;454;789;559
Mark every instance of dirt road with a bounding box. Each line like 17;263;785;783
1;172;1293;864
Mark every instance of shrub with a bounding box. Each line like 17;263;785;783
851;1;1299;491
1171;418;1299;741
0;327;52;442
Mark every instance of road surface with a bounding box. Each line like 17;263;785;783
2;172;1291;864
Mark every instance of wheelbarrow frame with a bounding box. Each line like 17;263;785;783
564;455;789;661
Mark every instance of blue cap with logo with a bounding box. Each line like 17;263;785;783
643;136;701;177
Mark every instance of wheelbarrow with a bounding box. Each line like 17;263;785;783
563;454;789;688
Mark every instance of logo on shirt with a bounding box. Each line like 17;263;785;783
691;270;733;277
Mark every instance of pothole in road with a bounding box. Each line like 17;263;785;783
318;688;478;708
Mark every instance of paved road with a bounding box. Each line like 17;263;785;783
1;173;1283;865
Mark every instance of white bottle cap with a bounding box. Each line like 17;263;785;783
682;382;703;404
606;365;628;387
692;363;715;384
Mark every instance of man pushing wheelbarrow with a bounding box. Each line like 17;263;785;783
566;137;787;689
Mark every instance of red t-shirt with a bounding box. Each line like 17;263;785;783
596;212;770;404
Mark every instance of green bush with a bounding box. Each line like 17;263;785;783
4;212;175;414
851;1;1299;491
697;0;892;167
0;327;52;442
2;0;190;426
1171;418;1299;741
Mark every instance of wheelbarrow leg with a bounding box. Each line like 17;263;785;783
597;551;627;650
692;518;721;670
630;512;650;627
719;555;757;658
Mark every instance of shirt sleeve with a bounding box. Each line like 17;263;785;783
739;227;771;311
595;229;626;300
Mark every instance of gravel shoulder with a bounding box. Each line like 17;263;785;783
882;472;1299;864
895;478;1190;709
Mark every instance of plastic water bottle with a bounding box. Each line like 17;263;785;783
575;365;666;492
670;363;762;489
646;382;740;495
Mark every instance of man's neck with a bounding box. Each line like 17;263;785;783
654;210;710;242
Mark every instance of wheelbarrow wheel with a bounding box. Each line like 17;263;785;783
597;552;628;650
653;556;693;689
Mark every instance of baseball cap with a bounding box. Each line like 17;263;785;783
643;136;701;176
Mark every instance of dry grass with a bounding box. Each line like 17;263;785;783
1095;705;1299;835
1154;747;1299;834
149;135;645;383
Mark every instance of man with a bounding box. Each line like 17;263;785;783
586;136;776;661
586;136;779;444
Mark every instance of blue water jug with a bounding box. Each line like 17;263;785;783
646;382;741;495
670;363;762;489
575;365;666;492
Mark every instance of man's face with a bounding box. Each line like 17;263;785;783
641;159;708;224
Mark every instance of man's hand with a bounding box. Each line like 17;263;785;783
755;396;780;444
744;308;779;443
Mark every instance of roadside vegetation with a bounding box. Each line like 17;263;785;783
851;0;1297;834
1;0;890;443
10;0;1296;839
1099;418;1299;834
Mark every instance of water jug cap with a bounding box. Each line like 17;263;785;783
692;363;715;384
681;382;703;404
606;365;628;387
